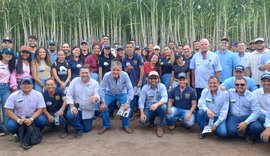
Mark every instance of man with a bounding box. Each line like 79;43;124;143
227;78;263;143
236;42;249;69
148;43;154;54
247;41;256;53
197;76;229;139
62;43;71;60
122;41;144;119
2;37;18;58
139;71;167;137
66;66;100;138
183;44;193;83
4;77;47;135
253;74;270;125
154;45;161;55
102;35;110;45
168;41;177;53
135;45;141;55
221;65;257;91
192;40;200;54
80;40;90;62
166;73;197;130
27;35;38;53
215;37;238;83
230;42;238;53
261;105;270;142
43;79;68;138
190;38;222;100
176;45;183;54
246;37;269;87
98;61;134;134
48;40;57;63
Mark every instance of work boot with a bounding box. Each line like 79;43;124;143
157;126;164;137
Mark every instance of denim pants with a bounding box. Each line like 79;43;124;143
226;114;264;138
100;93;130;128
161;73;171;90
90;72;99;82
66;108;93;132
47;112;68;129
140;104;167;127
5;114;47;134
34;78;47;93
166;106;195;127
130;95;139;118
0;83;11;130
197;109;227;137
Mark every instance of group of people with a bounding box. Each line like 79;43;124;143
0;35;270;148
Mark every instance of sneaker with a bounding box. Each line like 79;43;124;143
60;131;68;139
157;126;164;137
199;133;205;139
0;129;5;137
168;124;175;130
75;130;83;139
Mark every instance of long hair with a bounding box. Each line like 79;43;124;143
0;52;16;73
70;46;84;64
100;47;114;59
16;52;32;74
33;47;52;66
150;53;161;75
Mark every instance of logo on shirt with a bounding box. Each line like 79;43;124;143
133;60;137;65
205;98;212;103
76;64;82;68
185;93;190;99
39;67;45;72
126;62;131;67
230;99;236;104
175;96;180;100
58;66;67;75
160;62;163;65
0;64;6;69
55;95;60;100
46;101;52;106
104;62;109;66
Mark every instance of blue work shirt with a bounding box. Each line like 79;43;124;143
190;51;222;88
221;76;258;91
48;50;57;63
169;85;196;110
99;71;134;103
265;107;270;127
228;89;261;124
122;52;143;86
236;52;249;69
259;51;270;73
43;88;65;114
139;83;168;109
215;50;238;82
198;87;229;126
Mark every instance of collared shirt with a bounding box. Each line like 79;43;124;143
4;90;46;118
190;51;222;88
198;87;229;126
66;77;100;119
247;49;269;85
253;88;270;115
259;51;270;73
122;52;144;86
236;52;249;69
139;83;168;109
221;76;258;91
48;50;57;63
215;50;238;82
228;89;261;124
67;58;83;80
99;71;134;103
169;85;196;110
265;107;270;127
43;88;65;114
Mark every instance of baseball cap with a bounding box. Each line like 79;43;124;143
20;45;31;52
117;46;124;51
48;40;56;45
220;37;229;42
1;48;13;55
2;37;12;43
234;65;245;72
261;73;270;80
135;45;141;50
255;37;264;43
154;45;160;50
148;71;159;77
104;44;111;49
177;72;187;79
21;77;33;84
175;52;184;58
80;40;88;45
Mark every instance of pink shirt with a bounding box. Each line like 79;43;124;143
10;62;32;89
85;54;98;72
0;61;11;84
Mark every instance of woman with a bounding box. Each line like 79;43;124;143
85;43;100;81
141;48;150;62
98;44;115;82
160;46;175;90
67;46;84;80
169;53;190;90
10;45;32;91
143;53;162;76
114;46;125;62
0;48;16;136
52;50;71;90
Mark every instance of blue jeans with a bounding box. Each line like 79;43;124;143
47;112;68;130
5;114;47;134
100;93;130;128
130;95;139;118
140;104;167;127
166;106;195;127
197;109;227;137
161;73;171;90
258;114;265;126
66;108;93;132
34;78;47;93
0;83;11;130
226;114;264;138
90;72;99;82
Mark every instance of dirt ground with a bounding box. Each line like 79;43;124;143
0;115;269;156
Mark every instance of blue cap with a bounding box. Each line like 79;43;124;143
1;48;13;55
231;42;238;46
175;52;184;58
135;45;140;49
117;46;124;51
261;73;270;80
234;65;245;72
21;77;33;84
48;40;56;45
2;37;12;43
104;44;111;49
177;72;187;79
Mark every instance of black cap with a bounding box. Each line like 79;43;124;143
234;65;245;72
2;37;12;43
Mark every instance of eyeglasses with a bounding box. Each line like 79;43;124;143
149;77;158;80
235;83;245;86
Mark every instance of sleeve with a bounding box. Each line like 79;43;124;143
168;88;175;99
189;56;195;70
98;74;107;102
138;86;147;109
66;79;75;104
191;88;197;101
138;55;144;66
213;55;222;72
10;69;18;90
160;84;168;103
98;58;103;67
198;88;208;111
221;79;230;89
125;73;134;102
84;55;91;65
264;107;270;127
4;93;15;109
214;92;229;126
93;82;100;103
244;95;261;124
37;92;46;108
232;54;238;68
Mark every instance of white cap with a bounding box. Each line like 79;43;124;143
154;45;160;50
148;71;159;77
255;37;264;43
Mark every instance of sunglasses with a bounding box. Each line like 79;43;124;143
235;83;245;86
3;52;13;55
149;77;158;80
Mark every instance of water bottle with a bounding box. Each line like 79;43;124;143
55;113;60;125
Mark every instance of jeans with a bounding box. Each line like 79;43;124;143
195;88;204;101
100;93;130;128
0;83;11;131
5;114;47;134
140;104;167;127
130;95;139;118
197;109;227;137
161;73;171;90
258;114;265;126
66;108;93;132
34;78;47;93
226;114;264;138
47;112;68;130
90;72;99;82
166;106;195;127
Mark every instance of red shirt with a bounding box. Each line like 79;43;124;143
143;61;162;76
84;54;99;72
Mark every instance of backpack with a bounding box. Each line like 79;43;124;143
18;123;42;150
